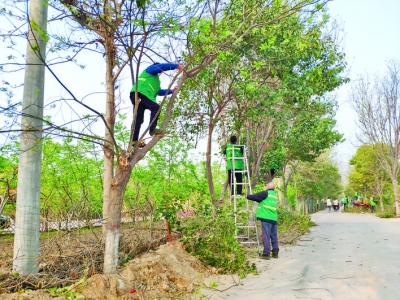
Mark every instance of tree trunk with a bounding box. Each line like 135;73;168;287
103;161;132;273
218;179;229;205
205;124;217;202
277;177;283;206
13;0;48;274
281;161;298;208
375;176;384;212
102;37;116;225
102;37;118;273
391;177;400;216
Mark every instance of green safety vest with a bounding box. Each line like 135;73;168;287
131;69;161;102
343;197;348;204
226;144;244;170
256;190;278;221
370;197;377;207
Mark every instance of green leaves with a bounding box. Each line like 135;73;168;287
348;144;391;203
126;138;210;211
114;114;130;148
181;204;256;275
40;137;103;218
30;20;50;42
292;154;342;201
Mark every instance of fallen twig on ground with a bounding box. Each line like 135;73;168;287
290;273;304;281
292;287;334;297
319;276;354;280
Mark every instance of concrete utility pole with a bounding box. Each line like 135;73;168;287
13;0;48;274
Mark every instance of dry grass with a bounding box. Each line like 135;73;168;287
0;220;173;293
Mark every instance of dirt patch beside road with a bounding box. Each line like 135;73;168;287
1;241;209;299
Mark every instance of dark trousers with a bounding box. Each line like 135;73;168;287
228;170;243;195
130;92;159;141
261;221;279;255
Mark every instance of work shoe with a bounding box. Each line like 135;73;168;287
271;252;279;259
259;253;270;260
149;128;163;136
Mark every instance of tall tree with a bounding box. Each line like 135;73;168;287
173;3;347;201
350;61;400;216
232;5;347;186
51;0;192;273
348;144;391;211
279;107;343;206
12;0;48;274
292;153;342;211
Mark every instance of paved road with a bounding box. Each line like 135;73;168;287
200;209;400;299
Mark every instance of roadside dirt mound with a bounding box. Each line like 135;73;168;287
1;241;207;300
81;241;206;299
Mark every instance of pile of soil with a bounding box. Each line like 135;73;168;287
1;241;209;300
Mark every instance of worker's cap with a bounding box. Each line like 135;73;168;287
266;182;275;190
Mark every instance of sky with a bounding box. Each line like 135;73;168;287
326;0;400;178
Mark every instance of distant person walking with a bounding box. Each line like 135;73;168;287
247;182;279;260
333;199;339;211
326;198;332;212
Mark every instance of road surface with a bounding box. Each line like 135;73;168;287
199;209;400;299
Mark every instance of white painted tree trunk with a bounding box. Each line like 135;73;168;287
13;0;48;274
104;225;120;273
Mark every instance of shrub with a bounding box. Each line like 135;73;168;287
345;206;370;214
376;211;396;218
278;207;315;243
180;204;256;276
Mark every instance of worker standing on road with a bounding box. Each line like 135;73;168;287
370;196;377;213
247;182;279;260
343;195;349;211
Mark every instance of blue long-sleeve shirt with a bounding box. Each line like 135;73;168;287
146;63;179;96
146;63;179;75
